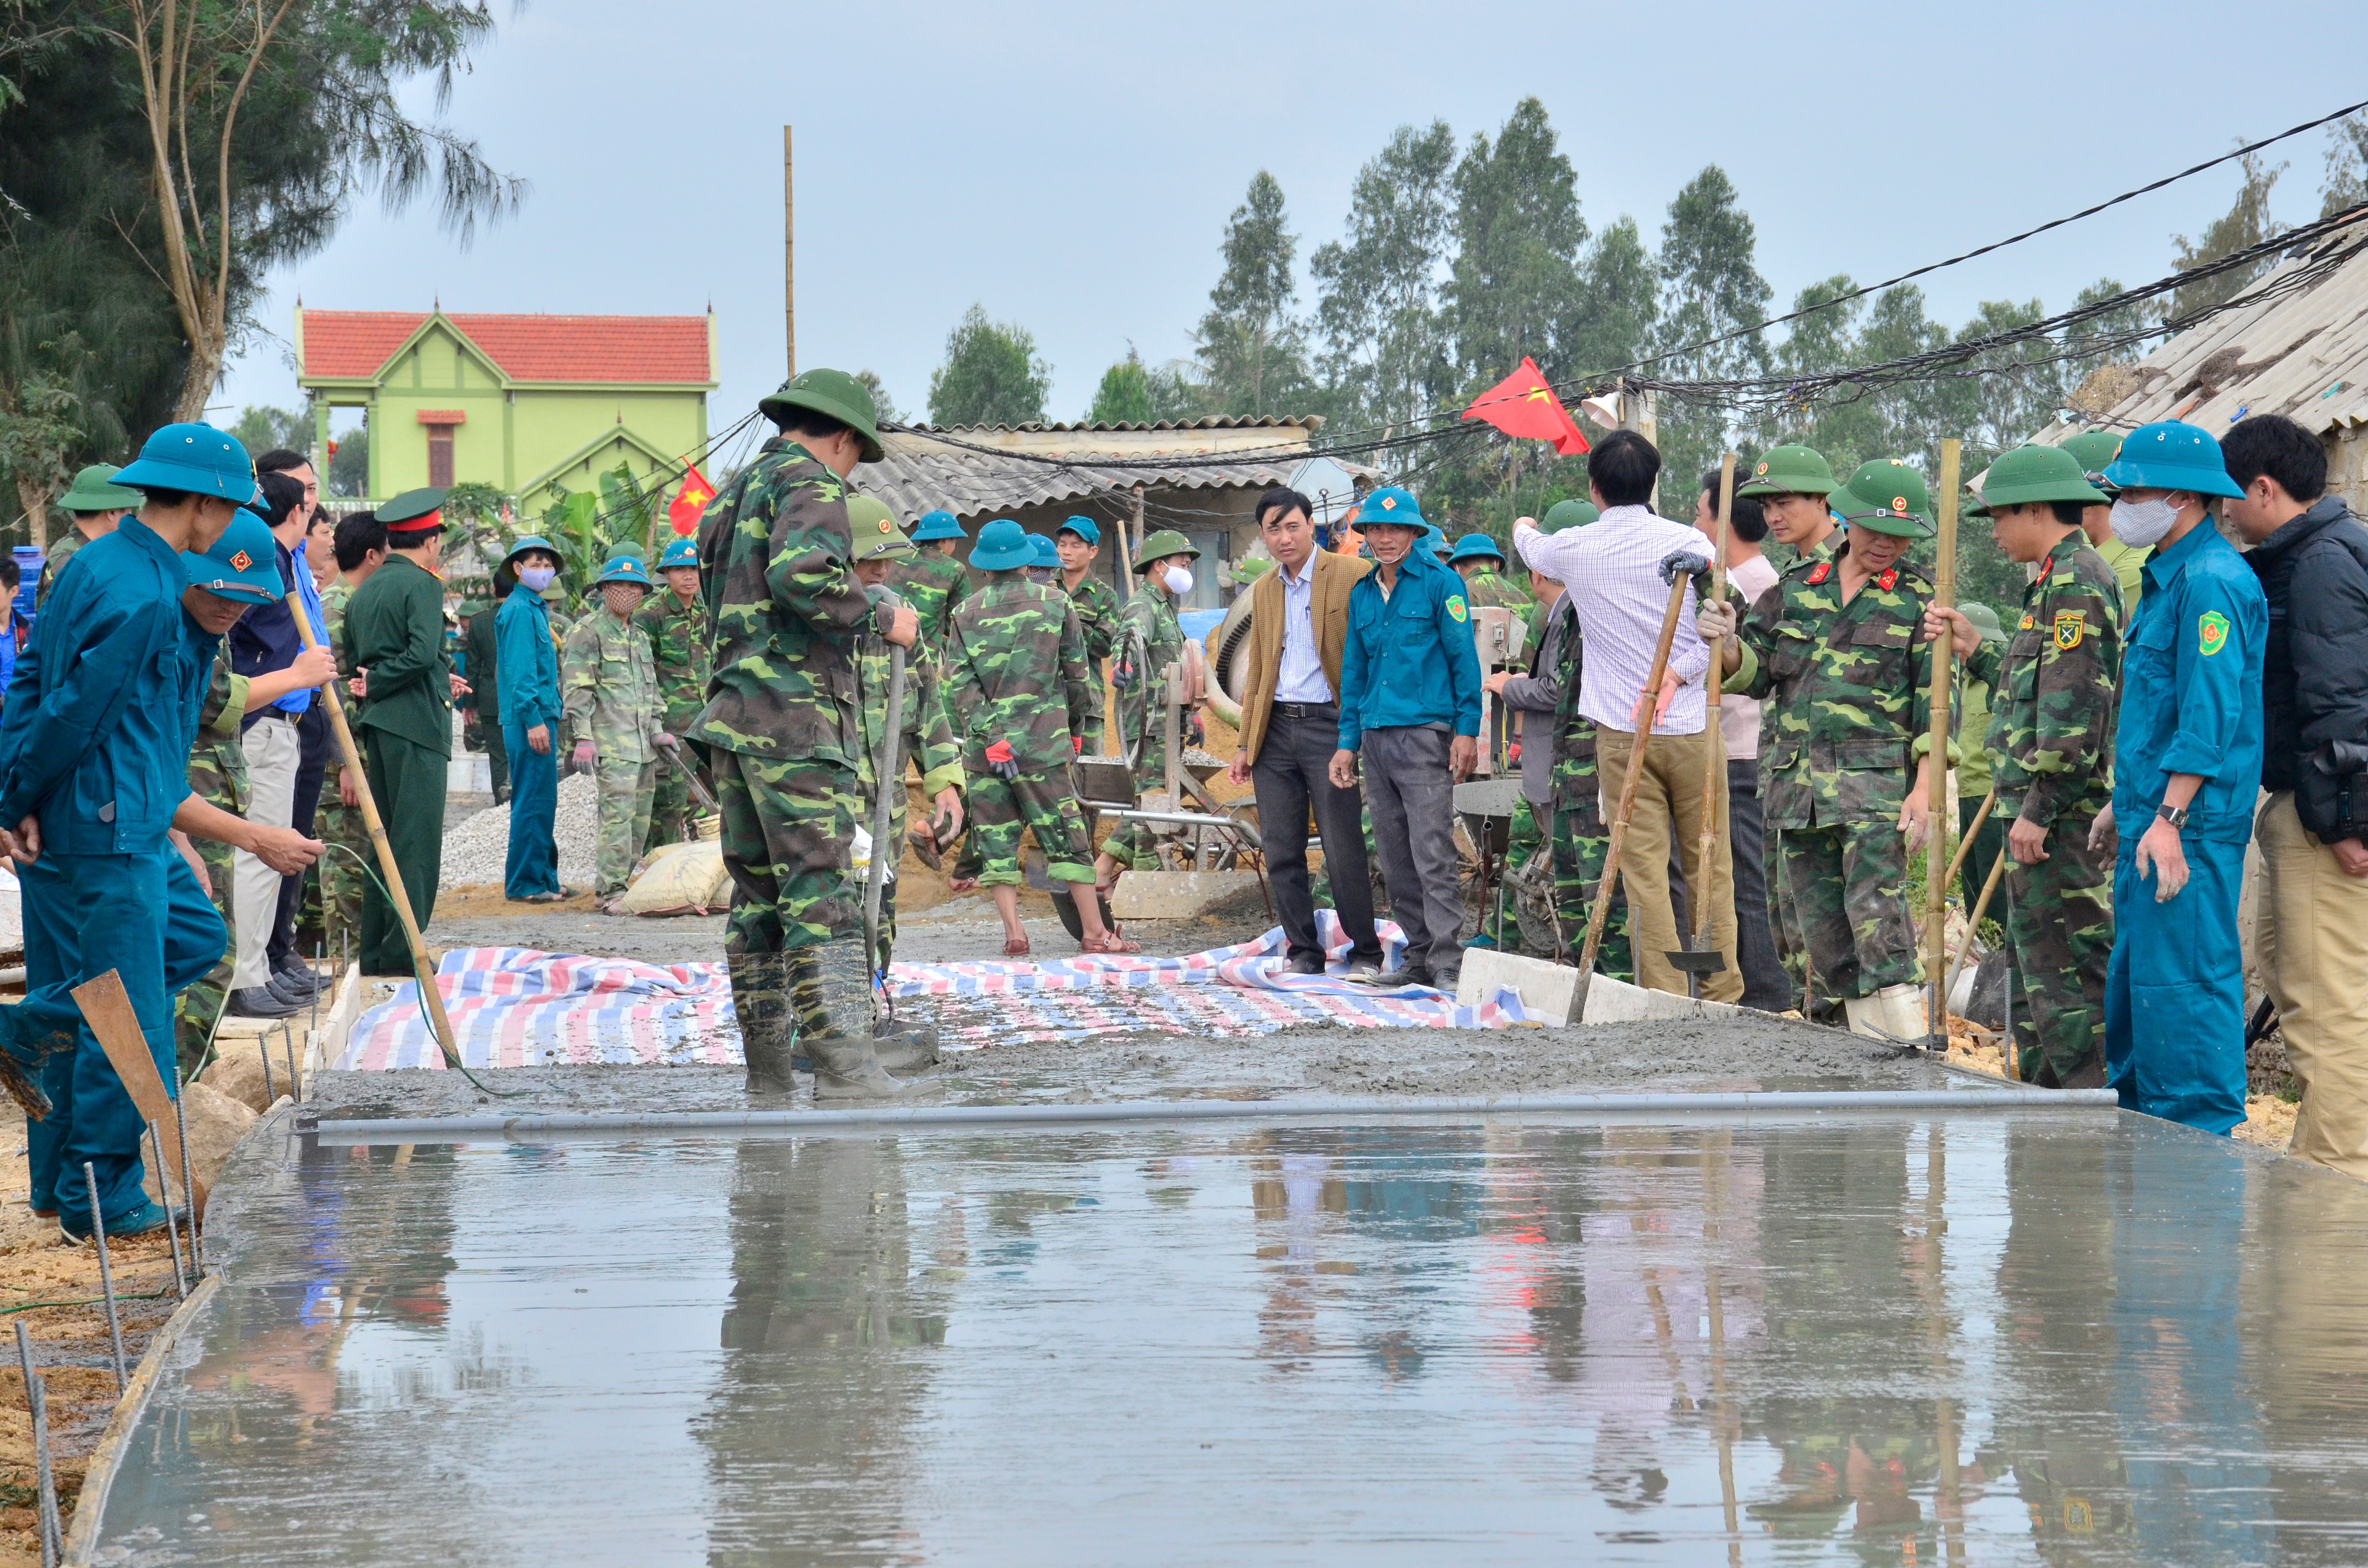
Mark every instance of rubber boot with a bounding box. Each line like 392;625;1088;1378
729;952;799;1093
1842;994;1887;1041
786;945;936;1101
872;1018;941;1074
1875;982;1931;1044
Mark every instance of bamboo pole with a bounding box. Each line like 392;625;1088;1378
285;592;464;1071
1941;784;1997;896
1924;440;1961;1048
1690;453;1737;956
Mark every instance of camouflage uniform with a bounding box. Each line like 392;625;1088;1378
691;434;881;1046
853;632;964;965
310;579;368;958
34;527;91;610
1545;612;1631;979
562;605;666;898
634;589;714;849
1062;573;1122;754
1106;588;1188;870
889;549;970;652
174;649;249;1072
946;576;1099;890
1459;564;1534;619
1966;534;2122;1085
1727;537;1939;1004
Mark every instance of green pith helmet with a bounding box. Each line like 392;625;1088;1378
504;533;564;572
1970;445;2108;516
1830;459;1934;539
1961;602;2009;642
757;368;886;464
855;525;916;563
1134;528;1200;572
1542;499;1599;531
61;464;144;513
2059;429;2124;495
1736;444;1839;499
844;493;901;548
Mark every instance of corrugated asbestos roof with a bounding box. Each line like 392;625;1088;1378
860;423;1359;521
2030;213;2368;448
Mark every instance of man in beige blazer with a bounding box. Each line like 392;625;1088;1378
1226;488;1385;976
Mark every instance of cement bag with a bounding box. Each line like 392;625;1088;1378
617;838;731;916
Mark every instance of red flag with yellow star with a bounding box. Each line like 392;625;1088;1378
668;463;716;535
1460;357;1589;457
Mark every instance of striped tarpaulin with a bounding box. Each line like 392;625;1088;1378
335;917;1529;1071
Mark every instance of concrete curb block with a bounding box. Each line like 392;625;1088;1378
62;1274;220;1566
313;1086;2119;1143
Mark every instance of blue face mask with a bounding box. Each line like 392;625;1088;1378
517;565;556;593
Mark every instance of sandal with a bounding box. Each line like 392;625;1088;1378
1081;931;1141;955
948;876;980;894
1002;934;1032;957
519;887;575;904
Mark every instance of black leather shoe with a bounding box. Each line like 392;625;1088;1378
227;986;300;1019
1360;966;1428;990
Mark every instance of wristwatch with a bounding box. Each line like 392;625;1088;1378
2157;801;2190;829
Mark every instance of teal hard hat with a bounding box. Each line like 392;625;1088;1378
1029;532;1061;568
970;519;1034;571
1057;514;1100;546
111;422;263;507
911;508;966;542
2102;419;2243;498
183;509;285;605
757;368;886;464
656;537;700;570
594;552;654;588
1449;531;1505;565
1357;486;1425;530
504;534;564;570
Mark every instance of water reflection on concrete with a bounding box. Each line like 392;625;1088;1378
89;1112;2368;1565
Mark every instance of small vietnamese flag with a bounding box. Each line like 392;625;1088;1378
1460;357;1590;457
668;463;716;535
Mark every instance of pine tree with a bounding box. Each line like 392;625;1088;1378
927;306;1051;427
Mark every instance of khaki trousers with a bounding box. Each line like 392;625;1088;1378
1593;725;1741;1003
2256;791;2368;1178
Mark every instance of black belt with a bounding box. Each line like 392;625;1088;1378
1272;700;1337;719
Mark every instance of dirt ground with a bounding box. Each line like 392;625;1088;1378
1;1141;186;1568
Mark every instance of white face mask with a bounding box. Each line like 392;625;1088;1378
2109;495;2181;547
517;564;556;592
1162;565;1194;597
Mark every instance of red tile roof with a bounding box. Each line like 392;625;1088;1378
301;310;712;384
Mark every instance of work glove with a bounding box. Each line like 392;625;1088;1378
1073;735;1084;755
984;738;1020;781
1696;600;1740;642
1111;655;1139;693
1187;711;1205;750
1508;742;1522;763
1659;549;1713;587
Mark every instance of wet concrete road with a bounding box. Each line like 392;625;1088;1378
84;1107;2368;1565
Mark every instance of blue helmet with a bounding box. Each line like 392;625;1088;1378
969;519;1033;571
112;422;263;506
657;537;700;571
1030;532;1061;568
595;553;654;588
1449;531;1505;565
1357;485;1424;530
2102;420;2244;498
1057;514;1100;547
183;509;286;604
911;508;966;542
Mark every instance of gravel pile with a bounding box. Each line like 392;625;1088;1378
440;772;598;890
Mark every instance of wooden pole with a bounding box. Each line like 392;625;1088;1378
70;970;203;1214
1690;453;1737;953
1943;847;2009;1032
285;592;465;1071
1571;569;1695;1020
782;125;795;378
795;126;805;379
1924;439;1961;1048
1941;784;1997;895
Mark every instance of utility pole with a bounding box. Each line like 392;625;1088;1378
795;126;805;379
782;125;795;378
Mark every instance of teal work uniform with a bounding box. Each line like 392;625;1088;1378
2104;521;2266;1134
345;552;454;973
0;520;227;1225
496;586;563;899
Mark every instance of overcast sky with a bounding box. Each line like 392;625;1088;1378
218;0;2368;450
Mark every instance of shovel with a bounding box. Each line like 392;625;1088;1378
1668;453;1737;1001
659;741;720;815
